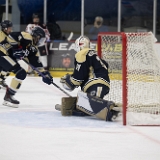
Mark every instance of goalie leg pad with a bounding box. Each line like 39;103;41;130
61;97;77;116
55;103;89;117
77;91;121;121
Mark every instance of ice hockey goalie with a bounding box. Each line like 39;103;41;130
56;35;121;121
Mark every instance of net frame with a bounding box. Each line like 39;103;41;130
97;32;160;125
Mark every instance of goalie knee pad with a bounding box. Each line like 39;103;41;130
61;97;77;116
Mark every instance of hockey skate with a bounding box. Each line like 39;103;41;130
109;102;122;121
3;88;19;108
0;80;8;90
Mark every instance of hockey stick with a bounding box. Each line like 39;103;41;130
67;32;74;41
22;58;72;97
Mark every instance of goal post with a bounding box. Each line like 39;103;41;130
97;32;160;125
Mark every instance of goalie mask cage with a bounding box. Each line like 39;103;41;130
98;32;160;125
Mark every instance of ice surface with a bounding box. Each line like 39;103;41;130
0;77;160;160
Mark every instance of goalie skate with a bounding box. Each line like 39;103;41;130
112;103;122;112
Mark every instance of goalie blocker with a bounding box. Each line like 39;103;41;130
57;91;121;121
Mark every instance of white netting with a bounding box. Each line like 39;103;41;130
99;32;160;125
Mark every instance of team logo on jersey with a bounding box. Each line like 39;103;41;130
76;64;81;71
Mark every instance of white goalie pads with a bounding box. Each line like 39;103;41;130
77;91;96;115
77;91;121;121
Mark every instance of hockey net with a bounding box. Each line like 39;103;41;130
97;32;160;125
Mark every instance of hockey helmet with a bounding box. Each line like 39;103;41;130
0;20;13;30
75;35;90;52
31;26;45;38
31;27;46;45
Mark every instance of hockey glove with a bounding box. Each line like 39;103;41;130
60;73;70;83
42;71;53;85
60;74;76;91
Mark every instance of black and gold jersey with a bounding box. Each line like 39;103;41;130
9;31;33;50
0;31;15;56
71;48;110;91
9;31;38;56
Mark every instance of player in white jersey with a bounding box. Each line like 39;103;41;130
26;13;50;42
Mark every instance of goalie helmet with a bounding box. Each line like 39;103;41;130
75;36;90;52
0;20;13;30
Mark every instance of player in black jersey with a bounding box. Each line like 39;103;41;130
61;35;110;98
0;21;52;107
0;20;15;90
59;36;120;121
0;20;23;107
9;26;48;74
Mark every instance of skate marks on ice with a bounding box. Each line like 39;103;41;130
0;109;122;129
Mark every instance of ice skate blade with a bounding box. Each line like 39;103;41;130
3;101;19;108
55;104;61;111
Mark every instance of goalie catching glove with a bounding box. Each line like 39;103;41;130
41;71;53;85
60;74;77;91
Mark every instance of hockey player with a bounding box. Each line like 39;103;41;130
26;13;50;42
0;20;13;89
59;35;120;121
0;21;53;107
9;26;48;72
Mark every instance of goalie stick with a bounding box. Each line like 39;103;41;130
22;58;71;97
